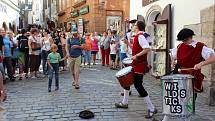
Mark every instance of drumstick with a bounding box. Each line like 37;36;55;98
178;68;194;72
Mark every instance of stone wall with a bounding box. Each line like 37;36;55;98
184;5;215;83
185;5;215;105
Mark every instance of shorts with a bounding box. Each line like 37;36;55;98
68;56;81;74
18;52;25;64
110;54;116;62
120;53;127;61
91;51;98;55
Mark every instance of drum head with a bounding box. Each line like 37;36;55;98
122;58;132;65
115;66;132;77
161;74;194;80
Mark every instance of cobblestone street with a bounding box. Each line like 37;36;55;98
0;65;215;121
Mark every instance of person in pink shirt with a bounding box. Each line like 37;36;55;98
91;33;99;65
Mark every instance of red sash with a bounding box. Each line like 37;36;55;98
177;42;205;92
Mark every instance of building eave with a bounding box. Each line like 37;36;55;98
0;0;20;13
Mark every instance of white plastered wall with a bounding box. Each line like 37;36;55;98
130;0;215;47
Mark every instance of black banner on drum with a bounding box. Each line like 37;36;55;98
164;82;186;114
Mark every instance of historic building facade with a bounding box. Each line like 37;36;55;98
130;0;215;105
0;0;20;32
57;0;130;34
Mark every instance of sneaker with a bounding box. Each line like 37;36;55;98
115;102;128;108
10;77;15;82
48;88;51;92
18;77;23;80
145;108;158;119
31;76;36;79
55;87;59;91
25;74;28;78
75;85;80;89
72;82;76;86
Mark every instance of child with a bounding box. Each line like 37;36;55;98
110;40;117;69
119;38;128;68
47;44;66;92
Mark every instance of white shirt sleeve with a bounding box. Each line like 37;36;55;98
13;38;18;44
138;35;151;49
202;46;215;60
170;48;177;60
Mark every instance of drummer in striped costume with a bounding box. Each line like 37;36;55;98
115;21;157;119
161;28;215;121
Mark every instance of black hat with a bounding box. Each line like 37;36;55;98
177;28;195;41
79;110;94;119
129;19;137;24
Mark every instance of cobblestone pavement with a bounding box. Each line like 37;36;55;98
0;64;215;121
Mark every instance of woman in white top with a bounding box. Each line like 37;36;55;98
110;40;117;69
41;29;53;75
28;28;42;78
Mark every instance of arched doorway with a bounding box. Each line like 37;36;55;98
146;6;163;77
145;4;172;78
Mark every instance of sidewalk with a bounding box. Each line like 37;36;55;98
0;64;214;121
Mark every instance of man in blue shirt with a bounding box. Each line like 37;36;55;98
0;28;5;83
2;30;15;82
67;28;84;89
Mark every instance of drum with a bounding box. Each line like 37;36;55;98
115;66;134;88
161;74;194;118
122;58;132;67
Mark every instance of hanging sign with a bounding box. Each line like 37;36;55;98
79;5;89;15
71;10;79;18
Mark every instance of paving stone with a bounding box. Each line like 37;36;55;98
36;116;50;120
1;64;215;120
14;114;29;118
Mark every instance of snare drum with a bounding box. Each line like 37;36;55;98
115;66;134;88
122;58;132;67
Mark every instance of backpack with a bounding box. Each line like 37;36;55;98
18;36;28;52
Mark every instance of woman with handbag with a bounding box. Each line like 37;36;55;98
28;28;42;78
41;29;53;76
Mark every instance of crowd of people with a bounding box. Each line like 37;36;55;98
0;26;134;94
0;20;215;121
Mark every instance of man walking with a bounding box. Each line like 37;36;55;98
67;28;84;89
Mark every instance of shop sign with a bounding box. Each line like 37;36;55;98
78;18;84;35
0;3;7;13
79;5;89;15
71;10;79;18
